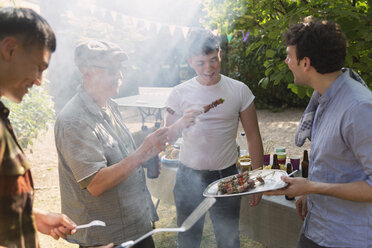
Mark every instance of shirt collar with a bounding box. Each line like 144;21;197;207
77;85;118;117
317;71;348;105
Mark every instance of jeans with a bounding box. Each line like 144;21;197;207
174;164;241;248
297;232;330;248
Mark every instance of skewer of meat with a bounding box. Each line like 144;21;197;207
166;98;225;116
203;98;225;113
217;170;264;195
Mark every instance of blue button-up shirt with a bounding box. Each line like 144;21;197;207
304;71;372;247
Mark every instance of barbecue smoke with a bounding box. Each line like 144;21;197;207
37;0;202;112
20;0;236;245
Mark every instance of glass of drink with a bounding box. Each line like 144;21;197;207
290;155;301;171
263;154;270;165
238;159;251;173
277;152;286;165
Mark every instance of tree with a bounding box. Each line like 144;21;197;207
2;83;55;149
201;0;372;108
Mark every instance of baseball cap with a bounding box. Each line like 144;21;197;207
74;40;128;68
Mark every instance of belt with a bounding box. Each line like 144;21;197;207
178;163;237;178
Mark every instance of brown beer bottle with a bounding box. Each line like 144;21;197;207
144;155;160;179
301;150;309;178
271;154;280;169
285;163;295;200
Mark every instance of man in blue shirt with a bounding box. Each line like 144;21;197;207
266;17;372;248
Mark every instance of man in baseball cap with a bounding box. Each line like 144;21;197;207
54;40;167;247
72;40;129;106
74;40;128;68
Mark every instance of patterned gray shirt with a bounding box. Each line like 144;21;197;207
55;86;157;246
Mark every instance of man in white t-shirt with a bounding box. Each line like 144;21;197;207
165;30;264;248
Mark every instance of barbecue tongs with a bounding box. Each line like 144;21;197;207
114;197;216;248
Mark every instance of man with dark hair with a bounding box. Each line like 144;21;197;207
55;40;168;247
266;18;372;248
0;7;76;248
186;29;220;56
165;30;264;248
0;7;56;53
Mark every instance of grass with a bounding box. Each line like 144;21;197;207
152;199;266;248
35;192;266;247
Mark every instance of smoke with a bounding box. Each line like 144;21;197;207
24;0;238;245
36;0;201;112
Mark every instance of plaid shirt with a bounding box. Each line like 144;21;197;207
0;101;39;248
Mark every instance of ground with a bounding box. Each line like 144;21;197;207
28;108;310;247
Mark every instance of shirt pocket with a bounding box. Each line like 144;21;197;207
103;139;124;166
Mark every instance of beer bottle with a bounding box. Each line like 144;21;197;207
144;155;160;179
285;163;295;200
301;150;309;178
271;154;280;169
286;162;293;175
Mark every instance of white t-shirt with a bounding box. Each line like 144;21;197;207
165;75;255;170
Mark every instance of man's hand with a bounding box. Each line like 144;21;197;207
178;109;203;128
139;127;168;162
166;109;202;144
264;176;311;197
34;209;76;240
264;176;311;221
265;175;372;203
296;195;308;221
249;192;262;207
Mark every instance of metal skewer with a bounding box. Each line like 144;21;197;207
287;170;298;177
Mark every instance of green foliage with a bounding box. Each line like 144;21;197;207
202;0;372;109
219;29;309;109
2;81;55;149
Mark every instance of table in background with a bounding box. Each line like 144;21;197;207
114;87;172;130
147;164;303;248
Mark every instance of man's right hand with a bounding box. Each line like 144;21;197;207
139;127;168;162
166;109;202;144
178;109;203;128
